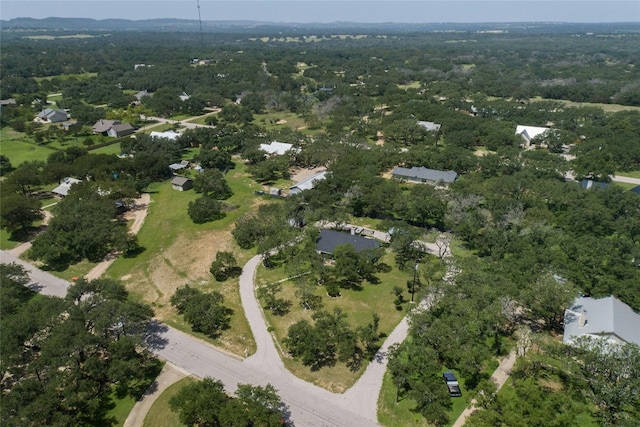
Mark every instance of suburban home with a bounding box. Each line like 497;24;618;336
150;130;182;141
316;229;380;255
259;141;297;156
417;120;442;132
171;176;193;191
92;119;135;137
392;166;458;184
563;296;640;347
37;108;68;123
134;90;152;102
179;92;190;101
51;177;82;197
169;160;190;172
289;171;328;194
0;98;17;106
515;125;549;147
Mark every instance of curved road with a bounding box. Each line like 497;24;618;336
1;249;419;426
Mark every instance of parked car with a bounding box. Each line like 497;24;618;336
443;371;462;397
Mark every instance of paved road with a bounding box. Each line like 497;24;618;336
610;175;640;185
0;251;70;297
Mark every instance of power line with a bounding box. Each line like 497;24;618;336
197;0;203;42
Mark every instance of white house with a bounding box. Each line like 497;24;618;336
290;171;328;194
563;296;640;347
150;130;182;141
52;177;82;197
259;141;297;156
417;121;442;132
515;125;549;147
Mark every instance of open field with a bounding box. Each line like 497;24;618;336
529;96;640;113
104;162;263;356
1;128;57;166
615;170;640;179
253;111;308;131
33;71;98;80
256;251;414;392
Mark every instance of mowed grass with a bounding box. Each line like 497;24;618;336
256;251;413;392
143;377;195;427
378;371;430;426
253;111;308;131
615;170;640;179
104;161;264;356
529;96;640;113
1;128;57;166
90;142;123;155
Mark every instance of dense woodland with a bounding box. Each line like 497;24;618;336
1;22;639;426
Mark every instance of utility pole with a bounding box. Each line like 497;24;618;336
197;0;204;43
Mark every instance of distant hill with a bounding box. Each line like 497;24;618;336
1;17;639;34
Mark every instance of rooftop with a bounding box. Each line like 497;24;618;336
563;296;640;347
392;166;458;183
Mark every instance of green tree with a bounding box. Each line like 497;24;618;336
209;251;241;281
188;197;224;224
0;193;43;233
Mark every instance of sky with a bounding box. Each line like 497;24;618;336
1;1;639;23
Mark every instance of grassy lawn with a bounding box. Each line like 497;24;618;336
378;371;430;427
143;377;196;427
253;111;308;131
106;392;138;427
1;128;57;166
91;142;123;155
613;181;638;191
256;250;413;392
33;71;98;81
377;369;472;427
103;161;263;356
529;97;640;113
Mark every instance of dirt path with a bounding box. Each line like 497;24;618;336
124;363;188;427
451;350;518;427
85;193;150;281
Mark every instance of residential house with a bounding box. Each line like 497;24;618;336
563;296;640;347
171;176;193;191
92;119;135;137
51;177;82;197
179;92;190;102
515;125;549;147
391;166;458;184
259;141;297;156
316;229;380;255
417;120;442;132
37;108;68;123
134;90;152;102
0;98;17;106
150;130;182;141
289;171;328;194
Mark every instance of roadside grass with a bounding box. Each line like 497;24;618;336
143;376;195;427
0;229;23;250
256;251;412;392
615;170;640;179
104;161;262;356
613;181;638;191
1;128;57;166
105;392;137;427
378;371;430;427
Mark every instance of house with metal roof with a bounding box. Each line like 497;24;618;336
51;177;82;197
316;229;380;255
150;130;182;141
515;125;549;147
171;176;193;191
289;171;328;194
563;296;640;347
417;121;442;132
37;108;68;123
391;166;458;184
259;141;297;156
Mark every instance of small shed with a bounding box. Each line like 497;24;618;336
171;176;193;191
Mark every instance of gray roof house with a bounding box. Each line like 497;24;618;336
171;176;193;191
290;171;328;194
92;119;135;137
563;296;640;347
37;108;68;123
51;177;82;197
316;229;380;255
392;166;458;184
417;121;442;132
